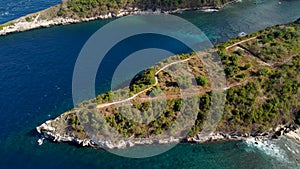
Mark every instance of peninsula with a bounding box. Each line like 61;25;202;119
36;18;300;149
0;0;238;36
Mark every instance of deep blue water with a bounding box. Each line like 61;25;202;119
0;0;60;24
0;0;300;169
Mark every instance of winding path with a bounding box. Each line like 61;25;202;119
97;36;268;109
97;35;299;109
97;57;194;108
225;36;257;50
226;36;275;67
236;45;272;67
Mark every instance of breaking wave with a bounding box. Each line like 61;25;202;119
244;137;300;168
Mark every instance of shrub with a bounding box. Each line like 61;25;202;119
130;67;156;94
57;9;66;16
225;66;238;77
176;75;192;89
25;17;32;22
244;63;252;70
174;99;181;111
235;49;244;56
235;73;247;80
258;68;271;76
196;76;208;86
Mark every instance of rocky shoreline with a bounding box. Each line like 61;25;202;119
36;115;182;149
36;113;300;149
0;0;240;36
188;124;300;144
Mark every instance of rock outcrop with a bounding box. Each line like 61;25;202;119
36;114;182;149
36;114;300;149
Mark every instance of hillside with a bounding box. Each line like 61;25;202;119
0;0;236;35
36;18;300;149
57;0;234;18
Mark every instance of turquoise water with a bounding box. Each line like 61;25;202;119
0;0;300;168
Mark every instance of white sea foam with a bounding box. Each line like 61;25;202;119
244;138;289;163
279;137;300;168
0;11;9;16
202;9;219;12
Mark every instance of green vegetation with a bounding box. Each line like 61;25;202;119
0;22;14;31
45;18;300;141
216;18;300;132
25;17;32;22
188;93;210;136
220;53;300;132
129;67;156;95
96;91;113;103
0;0;236;32
57;0;234;18
243;21;300;63
257;67;271;76
196;76;208;86
176;75;193;89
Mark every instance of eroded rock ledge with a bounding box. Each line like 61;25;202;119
36;114;300;149
36;114;182;149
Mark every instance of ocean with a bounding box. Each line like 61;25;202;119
0;0;299;168
0;0;59;24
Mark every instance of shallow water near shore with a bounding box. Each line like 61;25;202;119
0;0;300;168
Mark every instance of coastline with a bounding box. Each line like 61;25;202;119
0;0;300;167
0;0;240;36
36;114;300;149
33;16;300;150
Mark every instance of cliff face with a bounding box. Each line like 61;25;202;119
36;18;300;149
